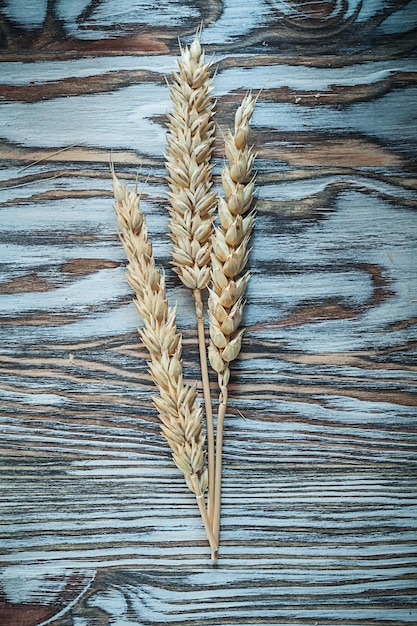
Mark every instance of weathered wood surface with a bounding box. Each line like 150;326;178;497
1;1;417;624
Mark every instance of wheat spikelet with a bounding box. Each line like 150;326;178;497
111;166;217;555
208;93;257;554
165;31;216;291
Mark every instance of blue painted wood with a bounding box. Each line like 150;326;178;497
0;1;416;624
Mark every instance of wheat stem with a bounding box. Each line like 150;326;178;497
212;371;229;554
193;288;215;521
190;473;218;557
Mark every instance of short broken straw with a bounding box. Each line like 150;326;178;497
208;93;257;555
165;31;216;520
111;165;217;556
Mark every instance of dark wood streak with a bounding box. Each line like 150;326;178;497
0;70;165;103
1;1;417;625
0;259;120;294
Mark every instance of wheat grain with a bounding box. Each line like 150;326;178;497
208;93;257;556
165;30;216;521
111;165;217;555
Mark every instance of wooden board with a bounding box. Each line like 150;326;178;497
1;1;416;624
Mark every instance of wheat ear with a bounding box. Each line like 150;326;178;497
208;93;257;556
111;166;217;556
165;31;216;519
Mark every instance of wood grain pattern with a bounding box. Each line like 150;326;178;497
1;1;416;624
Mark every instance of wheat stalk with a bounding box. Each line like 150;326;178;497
208;93;257;555
111;165;217;556
165;30;216;520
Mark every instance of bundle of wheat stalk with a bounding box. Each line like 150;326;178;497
112;31;256;560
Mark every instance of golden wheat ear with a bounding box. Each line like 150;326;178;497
164;30;217;523
208;92;257;556
165;31;215;291
111;163;217;557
